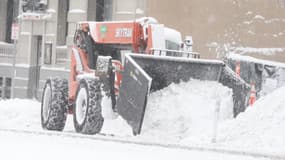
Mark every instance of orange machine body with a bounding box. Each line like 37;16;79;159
69;21;151;102
85;21;147;52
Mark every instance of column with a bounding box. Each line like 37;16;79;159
0;0;8;42
66;0;88;68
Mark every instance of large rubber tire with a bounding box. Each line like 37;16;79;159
73;78;104;134
41;78;68;131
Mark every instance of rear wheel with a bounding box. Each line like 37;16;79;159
73;78;104;134
41;78;68;131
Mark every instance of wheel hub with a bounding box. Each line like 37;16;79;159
42;85;51;122
76;87;88;125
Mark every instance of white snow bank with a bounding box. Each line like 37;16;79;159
218;85;285;153
232;47;285;56
227;52;285;68
141;80;233;143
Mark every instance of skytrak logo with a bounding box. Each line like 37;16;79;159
115;28;132;38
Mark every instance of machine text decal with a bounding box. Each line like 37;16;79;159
115;28;132;38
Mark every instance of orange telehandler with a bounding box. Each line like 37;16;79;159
41;18;250;135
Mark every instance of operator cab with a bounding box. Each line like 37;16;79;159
73;23;133;69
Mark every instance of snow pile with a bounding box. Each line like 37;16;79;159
0;80;234;141
218;85;285;152
227;53;285;68
1;80;284;154
141;80;234;143
233;47;285;56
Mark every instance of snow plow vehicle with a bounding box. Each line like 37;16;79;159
41;18;250;135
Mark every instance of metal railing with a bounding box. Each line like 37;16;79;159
1;44;201;65
150;48;200;59
53;47;201;66
0;43;15;59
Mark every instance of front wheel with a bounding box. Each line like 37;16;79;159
73;78;104;134
41;78;68;131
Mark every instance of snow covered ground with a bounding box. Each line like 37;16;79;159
0;80;284;159
0;130;270;160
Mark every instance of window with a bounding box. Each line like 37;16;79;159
21;0;48;13
0;77;12;99
44;43;52;64
4;78;11;99
165;40;180;50
0;77;2;99
0;77;3;86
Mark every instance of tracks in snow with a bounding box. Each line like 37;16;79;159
0;128;284;160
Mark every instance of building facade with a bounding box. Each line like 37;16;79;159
0;0;103;99
0;0;284;99
110;0;285;61
0;0;19;99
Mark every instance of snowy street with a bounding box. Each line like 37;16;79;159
0;80;285;160
1;0;285;159
0;129;272;160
